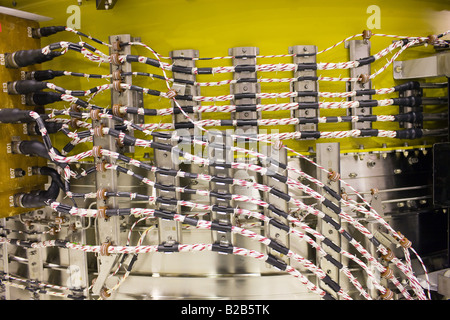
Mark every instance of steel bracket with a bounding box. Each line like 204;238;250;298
345;40;372;129
290;45;318;132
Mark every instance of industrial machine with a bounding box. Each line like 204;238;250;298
0;1;448;302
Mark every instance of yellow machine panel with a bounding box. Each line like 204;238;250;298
0;12;47;217
0;0;448;306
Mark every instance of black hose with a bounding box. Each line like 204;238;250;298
28;121;63;136
17;140;52;160
0;108;34;123
5;49;61;69
27;70;65;81
38;166;65;191
15;140;73;201
31;26;66;39
7;80;48;95
25;91;63;106
15;167;63;208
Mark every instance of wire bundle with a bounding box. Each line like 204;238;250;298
2;26;447;301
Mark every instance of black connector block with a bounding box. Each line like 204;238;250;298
25;91;62;106
0;108;33;123
7;80;48;95
157;242;179;253
31;26;65;38
27;69;65;81
5;49;61;69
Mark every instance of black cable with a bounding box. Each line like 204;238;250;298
5;49;62;69
14;167;63;208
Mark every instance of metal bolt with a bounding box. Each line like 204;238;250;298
273;140;283;151
367;160;376;168
394;169;402;174
14;168;25;178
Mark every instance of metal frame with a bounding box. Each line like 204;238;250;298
393;51;450;80
315;143;342;299
290;45;318;132
346;40;372;130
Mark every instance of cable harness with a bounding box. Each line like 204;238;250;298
1;26;448;300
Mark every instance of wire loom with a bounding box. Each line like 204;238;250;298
1;26;449;300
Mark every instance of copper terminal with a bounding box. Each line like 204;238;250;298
96;188;108;201
362;29;373;40
328;170;340;182
97;206;108;220
396;232;412;249
92;145;103;158
70;118;79;129
100;240;111;256
69;103;80;112
115;138;124;148
381;266;393;279
95;159;107;172
100;287;111;300
54;217;64;225
426;34;438;45
166;89;177;99
370;188;379;195
112;104;124;117
112;79;123;92
110;53;122;66
358;74;370;84
380;288;394;300
400;237;412;249
112;69;122;80
112;40;122;52
90;108;101;121
381;248;394;262
93;124;104;137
